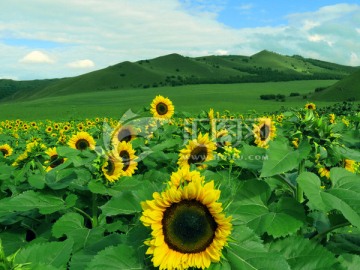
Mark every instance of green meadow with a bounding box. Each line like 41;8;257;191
0;80;338;120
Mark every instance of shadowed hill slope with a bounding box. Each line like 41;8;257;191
1;50;358;101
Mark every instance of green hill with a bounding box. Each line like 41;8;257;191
0;50;358;101
312;69;360;101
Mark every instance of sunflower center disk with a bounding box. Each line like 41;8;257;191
119;150;130;171
259;124;270;141
118;129;132;142
0;149;8;156
188;146;208;165
163;200;217;253
106;159;115;175
50;155;64;168
75;139;90;150
156;102;168;115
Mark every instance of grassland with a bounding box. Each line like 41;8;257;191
0;80;338;120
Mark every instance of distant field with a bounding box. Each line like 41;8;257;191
0;80;338;120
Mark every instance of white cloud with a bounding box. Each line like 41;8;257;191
357;28;360;34
19;50;54;64
237;4;253;11
67;59;95;68
349;52;360;66
214;49;229;55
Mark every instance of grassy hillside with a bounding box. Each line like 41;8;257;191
312;69;360;101
0;80;338;120
1;50;357;101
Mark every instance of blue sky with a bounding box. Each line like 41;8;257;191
0;0;359;80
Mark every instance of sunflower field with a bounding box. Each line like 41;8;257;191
1;96;360;270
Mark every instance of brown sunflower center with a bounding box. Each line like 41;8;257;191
117;128;133;143
307;105;314;110
188;145;207;165
49;155;64;168
75;139;90;150
162;199;217;253
119;150;130;171
0;149;9;156
105;159;115;175
156;102;168;115
259;124;270;141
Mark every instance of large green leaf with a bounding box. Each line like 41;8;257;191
14;239;73;269
268;236;338;270
260;141;299;177
298;171;360;228
226;225;290;270
228;180;305;237
52;212;105;253
85;244;143;270
234;144;266;170
0;190;67;215
100;191;142;216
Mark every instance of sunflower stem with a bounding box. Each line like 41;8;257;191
310;222;351;240
91;193;98;228
73;207;93;224
296;159;305;203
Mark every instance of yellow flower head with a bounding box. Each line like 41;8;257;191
140;176;232;270
68;131;96;151
253;117;276;149
150;95;175;119
178;133;217;169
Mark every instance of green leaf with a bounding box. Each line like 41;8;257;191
297;172;328;211
297;140;312;160
14;239;73;269
226;225;290;270
100;191;142;216
338;253;360;269
327;234;360;255
0;190;67;215
85;244;143;270
234;144;266;170
28;174;45;189
45;168;77;190
268;236;338;270
260;141;299;177
334;145;360;161
52;212;105;253
228;180;305;237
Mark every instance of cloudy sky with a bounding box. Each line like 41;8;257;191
1;0;359;80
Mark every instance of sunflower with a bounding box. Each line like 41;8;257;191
140;176;232;270
329;113;336;124
117;141;138;176
169;167;205;188
318;166;330;179
101;152;124;182
0;144;13;157
111;124;137;146
305;102;316;110
68;131;96;151
44;147;66;172
150;95;175;119
178;133;217;169
344;159;356;173
253;117;276;148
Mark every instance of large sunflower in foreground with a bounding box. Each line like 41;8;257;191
0;144;13;158
253;117;276;148
44;147;66;172
178;133;217;169
117;141;138;176
140;176;232;270
68;131;96;151
150;95;175;119
101;152;124;182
